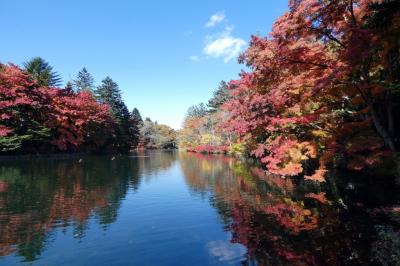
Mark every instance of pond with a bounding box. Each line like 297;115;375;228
0;151;399;265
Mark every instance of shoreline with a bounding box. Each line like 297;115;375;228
0;148;179;161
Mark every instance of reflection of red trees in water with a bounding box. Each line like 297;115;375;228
263;201;318;234
229;201;317;266
0;161;123;257
0;182;114;256
179;152;360;265
47;186;109;224
184;151;400;265
0;154;176;260
0;181;7;193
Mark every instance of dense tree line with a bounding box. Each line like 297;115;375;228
179;81;238;154
179;0;400;182
140;118;177;149
0;58;144;154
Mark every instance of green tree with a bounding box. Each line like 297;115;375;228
95;77;137;153
23;57;62;87
64;81;74;93
130;108;143;145
131;108;143;125
186;103;208;118
207;81;230;112
74;67;94;92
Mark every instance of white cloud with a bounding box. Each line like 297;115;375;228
202;26;246;63
205;11;225;28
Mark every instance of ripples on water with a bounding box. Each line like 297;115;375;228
0;151;399;265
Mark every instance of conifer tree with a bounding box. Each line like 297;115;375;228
23;57;62;87
96;77;138;153
131;108;143;125
74;67;94;92
130;107;143;145
207;81;230;112
64;81;74;94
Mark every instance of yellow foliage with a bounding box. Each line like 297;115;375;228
200;134;223;146
311;130;329;138
229;141;247;157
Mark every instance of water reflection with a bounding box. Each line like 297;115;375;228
179;152;400;265
0;151;399;265
0;152;177;262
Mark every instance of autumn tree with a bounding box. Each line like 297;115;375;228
0;64;52;153
48;88;113;152
0;63;115;154
223;0;400;180
139;120;177;149
179;97;234;154
23;57;62;87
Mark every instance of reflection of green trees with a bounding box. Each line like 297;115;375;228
0;152;177;261
179;152;400;265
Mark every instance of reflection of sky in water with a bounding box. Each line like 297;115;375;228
207;240;246;262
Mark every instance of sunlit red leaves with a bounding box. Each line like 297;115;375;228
0;64;114;152
48;89;113;150
0;64;52;136
222;0;396;180
260;137;317;177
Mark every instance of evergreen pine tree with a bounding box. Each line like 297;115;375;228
23;57;62;87
130;108;143;125
207;80;230;112
65;81;74;93
130;107;143;146
74;67;94;92
186;103;208;118
96;77;137;153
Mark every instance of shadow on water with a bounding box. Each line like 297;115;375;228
0;151;399;265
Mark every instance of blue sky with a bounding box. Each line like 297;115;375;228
1;0;287;129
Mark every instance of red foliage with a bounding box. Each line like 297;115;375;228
48;89;113;150
191;144;229;154
223;0;399;180
0;63;114;153
0;64;53;137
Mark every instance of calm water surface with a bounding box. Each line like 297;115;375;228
0;151;399;265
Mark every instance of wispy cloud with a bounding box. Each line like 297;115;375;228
205;11;225;28
203;26;246;63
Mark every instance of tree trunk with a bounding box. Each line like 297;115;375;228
371;105;397;151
